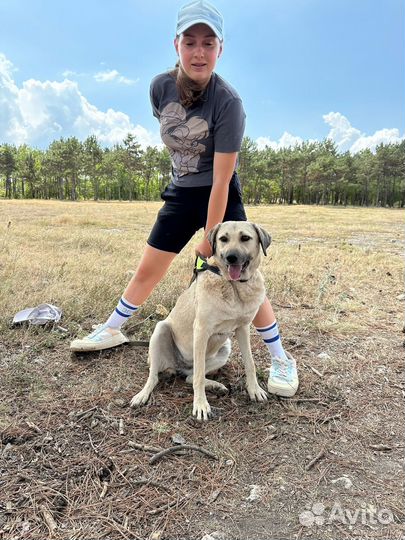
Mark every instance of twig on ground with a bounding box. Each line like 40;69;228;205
147;499;181;515
88;433;98;454
25;420;42;433
132;479;172;492
99;481;108;499
149;444;218;465
40;504;57;534
303;362;323;378
128;441;162;453
321;413;342;424
369;444;393;451
305;447;327;471
76;406;98;419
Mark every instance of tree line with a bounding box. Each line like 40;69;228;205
0;134;404;206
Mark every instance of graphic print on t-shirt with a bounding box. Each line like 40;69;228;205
160;102;209;176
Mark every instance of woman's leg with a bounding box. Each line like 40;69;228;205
253;296;276;327
70;245;176;351
123;245;177;306
253;296;299;397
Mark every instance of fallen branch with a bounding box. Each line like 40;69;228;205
149;444;218;465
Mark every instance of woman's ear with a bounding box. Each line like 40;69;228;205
218;43;223;58
174;37;179;55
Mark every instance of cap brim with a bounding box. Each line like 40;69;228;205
176;19;223;41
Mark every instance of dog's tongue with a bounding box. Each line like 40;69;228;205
228;264;242;281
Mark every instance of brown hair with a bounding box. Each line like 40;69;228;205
169;62;208;108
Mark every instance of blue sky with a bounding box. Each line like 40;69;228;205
0;0;403;153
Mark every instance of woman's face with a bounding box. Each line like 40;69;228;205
174;23;223;87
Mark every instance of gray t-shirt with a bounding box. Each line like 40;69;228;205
150;71;246;187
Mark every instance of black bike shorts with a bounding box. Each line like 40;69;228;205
147;173;247;254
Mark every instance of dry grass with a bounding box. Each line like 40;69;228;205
0;200;404;540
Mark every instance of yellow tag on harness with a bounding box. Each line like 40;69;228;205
196;256;206;271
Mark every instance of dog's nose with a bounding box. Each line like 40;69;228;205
226;252;239;264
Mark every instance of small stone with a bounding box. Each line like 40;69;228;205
317;352;331;360
246;485;263;502
171;433;186;445
113;398;126;407
201;532;225;540
331;476;353;489
155;304;169;318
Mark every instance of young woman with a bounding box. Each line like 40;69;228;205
70;0;299;398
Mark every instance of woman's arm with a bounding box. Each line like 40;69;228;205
195;151;238;257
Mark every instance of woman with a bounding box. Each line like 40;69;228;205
70;0;299;398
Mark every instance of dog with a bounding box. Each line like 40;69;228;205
130;221;271;421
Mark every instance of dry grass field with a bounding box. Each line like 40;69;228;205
0;199;404;540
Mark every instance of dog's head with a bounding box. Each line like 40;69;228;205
207;221;271;282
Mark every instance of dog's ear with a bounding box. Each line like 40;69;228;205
252;224;272;256
207;223;221;255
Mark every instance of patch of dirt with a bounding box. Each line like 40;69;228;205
0;319;404;540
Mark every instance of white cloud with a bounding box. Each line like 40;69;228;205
257;132;304;151
0;53;158;148
323;111;404;153
94;69;138;86
349;128;404;153
256;112;404;154
323;112;362;152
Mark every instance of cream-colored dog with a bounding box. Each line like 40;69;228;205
130;221;271;421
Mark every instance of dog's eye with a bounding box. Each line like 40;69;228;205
219;236;229;243
241;235;252;242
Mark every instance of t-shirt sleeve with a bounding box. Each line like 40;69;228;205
149;79;160;120
213;98;246;153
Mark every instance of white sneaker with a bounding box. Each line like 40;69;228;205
70;323;129;352
267;352;299;397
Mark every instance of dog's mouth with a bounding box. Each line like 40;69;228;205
227;260;250;281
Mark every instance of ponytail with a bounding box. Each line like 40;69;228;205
169;62;208;108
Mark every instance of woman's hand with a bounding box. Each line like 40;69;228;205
195;238;212;258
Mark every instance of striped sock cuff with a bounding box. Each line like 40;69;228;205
263;334;280;343
256;321;277;333
116;297;138;318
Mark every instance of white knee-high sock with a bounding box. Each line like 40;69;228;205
255;321;288;360
105;297;138;329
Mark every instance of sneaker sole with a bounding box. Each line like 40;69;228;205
70;334;129;352
267;381;299;398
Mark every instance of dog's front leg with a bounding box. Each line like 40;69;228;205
192;322;211;421
236;325;268;402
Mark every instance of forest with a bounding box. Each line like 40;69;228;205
1;134;404;206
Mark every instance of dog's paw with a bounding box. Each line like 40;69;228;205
193;397;212;421
206;381;228;395
247;383;268;402
130;390;151;408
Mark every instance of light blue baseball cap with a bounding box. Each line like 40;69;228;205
176;0;224;41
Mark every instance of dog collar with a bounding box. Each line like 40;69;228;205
193;255;248;283
195;255;221;276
